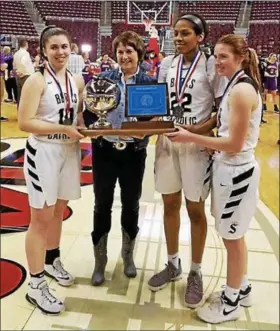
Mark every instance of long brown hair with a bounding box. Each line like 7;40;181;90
217;34;262;91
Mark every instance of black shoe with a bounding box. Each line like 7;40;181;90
273;106;279;114
0;116;8;121
261;119;267;124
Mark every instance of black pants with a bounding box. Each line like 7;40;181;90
91;139;147;245
5;78;18;101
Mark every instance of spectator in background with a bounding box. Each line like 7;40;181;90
82;52;91;66
277;53;280;93
67;43;85;74
156;51;166;77
34;46;46;72
3;46;18;103
140;51;153;73
82;51;91;84
0;50;8;121
263;53;279;113
149;26;159;40
158;27;164;42
13;39;35;105
97;54;116;72
165;27;171;39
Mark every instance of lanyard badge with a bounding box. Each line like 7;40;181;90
217;69;245;118
173;51;202;118
47;64;73;125
216;69;245;132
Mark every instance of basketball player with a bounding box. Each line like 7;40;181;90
148;13;226;308
263;53;279;113
18;26;85;315
166;35;261;324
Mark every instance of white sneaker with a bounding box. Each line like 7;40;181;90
26;280;65;315
197;292;241;324
208;285;252;307
44;257;75;286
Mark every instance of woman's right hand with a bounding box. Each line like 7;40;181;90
64;126;85;140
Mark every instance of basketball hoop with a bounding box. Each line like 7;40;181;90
143;18;153;32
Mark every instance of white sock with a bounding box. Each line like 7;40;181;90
30;274;45;287
168;253;179;269
190;262;201;275
241;274;249;290
224;285;240;303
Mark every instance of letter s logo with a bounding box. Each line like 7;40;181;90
229;223;237;234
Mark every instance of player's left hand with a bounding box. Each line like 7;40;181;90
76;125;87;130
165;125;194;143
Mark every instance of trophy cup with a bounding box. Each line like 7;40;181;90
81;80;176;138
83;76;121;128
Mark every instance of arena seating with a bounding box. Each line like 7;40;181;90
178;1;241;22
128;1;170;23
0;1;37;37
248;22;280;55
101;36;113;57
206;23;235;45
1;1;279;59
35;1;101;19
101;23;146;57
250;1;280;20
46;19;98;59
112;1;127;21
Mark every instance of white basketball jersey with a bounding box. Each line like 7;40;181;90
215;71;262;165
33;65;79;143
161;53;226;125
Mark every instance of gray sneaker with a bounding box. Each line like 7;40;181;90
148;259;182;292
185;270;203;308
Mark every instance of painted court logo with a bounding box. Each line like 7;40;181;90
0;142;93;233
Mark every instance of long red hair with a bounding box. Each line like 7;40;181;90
217;34;262;91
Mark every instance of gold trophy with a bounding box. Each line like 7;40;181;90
83;76;121;128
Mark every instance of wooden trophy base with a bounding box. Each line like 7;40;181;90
79;121;177;138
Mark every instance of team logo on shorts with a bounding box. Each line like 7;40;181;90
229;222;238;234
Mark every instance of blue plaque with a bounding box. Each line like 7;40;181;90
125;83;169;117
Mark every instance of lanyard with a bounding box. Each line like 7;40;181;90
217;69;246;127
175;50;202;104
220;69;245;103
46;64;73;116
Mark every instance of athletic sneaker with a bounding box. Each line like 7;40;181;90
197;291;241;324
274;105;279;114
26;279;65;315
44;257;75;286
148;259;182;291
185;270;203;308
208;284;252;307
